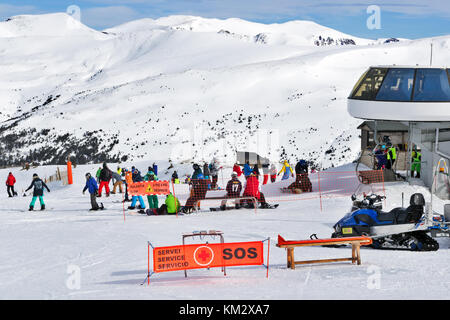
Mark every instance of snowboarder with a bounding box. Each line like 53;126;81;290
375;147;387;170
221;172;242;209
278;160;294;180
6;172;17;197
82;173;103;211
25;173;50;211
290;159;312;192
242;173;271;208
152;162;158;176
146;193;180;215
98;162;112;197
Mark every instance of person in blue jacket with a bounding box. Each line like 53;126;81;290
83;173;103;211
243;161;253;179
128;168;146;210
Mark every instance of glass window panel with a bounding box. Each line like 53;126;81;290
351;68;388;100
413;69;450;102
375;68;415;101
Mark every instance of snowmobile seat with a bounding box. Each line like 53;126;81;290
376;210;396;223
405;193;425;223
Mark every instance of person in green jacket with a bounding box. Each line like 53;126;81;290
144;169;159;209
411;149;422;178
95;167;102;183
146;193;180;215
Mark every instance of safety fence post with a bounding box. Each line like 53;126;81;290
317;171;323;212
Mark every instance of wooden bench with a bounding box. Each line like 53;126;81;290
276;235;373;269
194;196;258;212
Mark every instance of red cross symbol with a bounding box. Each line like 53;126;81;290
193;246;214;266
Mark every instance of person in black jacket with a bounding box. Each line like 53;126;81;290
98;162;112;197
221;172;242;209
25;173;50;211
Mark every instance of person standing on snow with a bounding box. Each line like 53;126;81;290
83;173;103;211
152;163;158;176
6;172;17;197
128;168;146;210
95;167;102;183
191;163;203;180
262;163;270;185
209;158;221;190
98;162;112;197
278;160;294;180
111;170;123;194
144;169;159;210
25;173;50;211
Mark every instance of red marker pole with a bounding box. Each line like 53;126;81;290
67;161;73;185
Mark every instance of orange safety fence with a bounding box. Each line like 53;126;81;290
168;170;385;212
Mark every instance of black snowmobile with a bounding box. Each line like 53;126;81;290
332;192;440;251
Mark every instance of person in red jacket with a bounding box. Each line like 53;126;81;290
6;172;17;197
232;163;242;177
242;173;269;208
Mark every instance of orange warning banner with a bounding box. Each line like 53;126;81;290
153;241;264;273
128;181;170;196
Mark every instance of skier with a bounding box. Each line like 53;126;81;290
152;162;158;176
128;168;146;210
243;161;253;180
221;172;242;210
144;169;158;210
242;173;271;208
82;173;103;211
98;162;112;197
278;160;294;180
25;173;50;211
6;172;17;197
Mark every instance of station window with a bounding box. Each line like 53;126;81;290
413;69;450;102
351;68;388;100
375;68;415;101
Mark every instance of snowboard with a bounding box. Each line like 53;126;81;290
210;206;238;212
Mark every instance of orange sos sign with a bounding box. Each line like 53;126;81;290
153;241;264;273
128;181;170;196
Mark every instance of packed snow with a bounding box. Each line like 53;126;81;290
0;162;448;299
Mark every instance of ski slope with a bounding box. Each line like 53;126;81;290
0;163;448;299
1;13;449;168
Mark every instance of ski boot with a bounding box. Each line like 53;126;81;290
128;206;136;210
41;205;45;211
29;206;34;211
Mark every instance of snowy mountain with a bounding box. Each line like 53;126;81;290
0;13;449;168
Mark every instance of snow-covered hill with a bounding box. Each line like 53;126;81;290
0;13;449;168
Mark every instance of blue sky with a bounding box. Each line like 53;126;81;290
0;0;448;39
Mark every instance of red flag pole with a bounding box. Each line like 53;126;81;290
266;238;270;279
